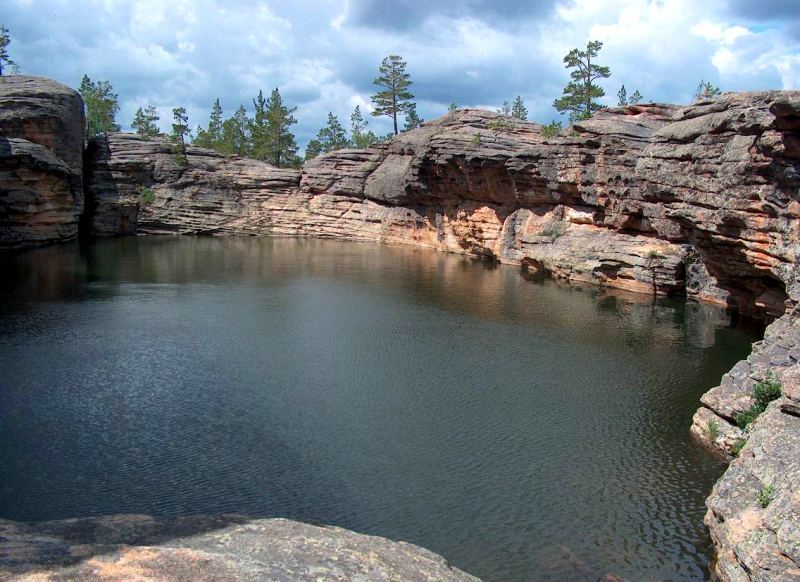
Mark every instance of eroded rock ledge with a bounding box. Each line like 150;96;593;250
0;514;478;581
690;311;800;580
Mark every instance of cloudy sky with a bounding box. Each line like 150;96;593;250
5;0;800;151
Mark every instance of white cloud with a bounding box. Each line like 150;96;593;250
4;0;798;152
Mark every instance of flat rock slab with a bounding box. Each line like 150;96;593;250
0;514;479;581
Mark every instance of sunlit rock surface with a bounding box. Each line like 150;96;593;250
0;514;479;581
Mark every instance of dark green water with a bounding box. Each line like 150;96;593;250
0;237;759;581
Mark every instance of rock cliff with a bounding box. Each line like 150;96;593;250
78;90;800;581
0;76;84;249
3;78;800;580
0;514;478;581
86;92;800;320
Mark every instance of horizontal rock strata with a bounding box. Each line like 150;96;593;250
0;514;478;581
87;92;800;320
0;76;84;249
690;311;800;581
82;96;800;579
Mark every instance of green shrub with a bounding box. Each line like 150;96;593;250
731;437;747;457
735;404;764;430
734;373;782;430
706;418;720;440
753;375;782;408
758;484;776;508
541;121;562;138
540;220;567;241
138;186;155;206
471;132;482;145
487;119;514;133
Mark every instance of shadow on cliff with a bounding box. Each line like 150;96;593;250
1;513;254;575
79;135;132;239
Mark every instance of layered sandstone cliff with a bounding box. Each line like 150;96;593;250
0;76;84;249
80;91;800;581
0;514;478;581
86;92;800;320
2;80;798;580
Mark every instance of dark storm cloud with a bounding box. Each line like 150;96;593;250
3;0;798;152
726;0;800;20
345;0;562;31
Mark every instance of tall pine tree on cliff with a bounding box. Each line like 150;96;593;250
220;105;252;157
131;105;160;139
350;105;377;148
79;75;121;138
553;40;611;122
252;88;299;167
306;113;350;160
511;96;528;120
371;55;414;135
0;25;17;75
193;99;224;150
170;106;190;163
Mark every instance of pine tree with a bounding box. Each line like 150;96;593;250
497;101;512;115
0;25;16;76
79;75;121;138
403;103;423;131
207;98;224;145
306;113;351;160
553;40;611;122
219;105;252;156
305;139;324;161
131;105;160;139
262;87;299;167
617;85;628;106
320;113;349;150
511;96;527;120
371;54;414;135
448;103;458;112
350;105;377;148
192;99;224;150
170;106;190;160
629;90;643;105
695;80;721;101
250;90;269;159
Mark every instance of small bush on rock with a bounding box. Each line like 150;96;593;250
487;119;514;133
731;437;747;457
758;484;776;508
736;373;782;430
735;405;762;430
541;121;562;138
754;375;782;408
706;418;720;440
139;186;155;206
541;220;567;241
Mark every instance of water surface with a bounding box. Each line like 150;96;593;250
0;237;758;581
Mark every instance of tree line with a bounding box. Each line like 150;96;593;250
0;24;725;164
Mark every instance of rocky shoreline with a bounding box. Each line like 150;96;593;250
1;75;799;580
0;514;477;580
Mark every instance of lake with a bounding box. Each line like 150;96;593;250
0;237;759;581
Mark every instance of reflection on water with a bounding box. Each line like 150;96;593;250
0;237;759;581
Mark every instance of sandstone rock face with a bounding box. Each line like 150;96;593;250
0;76;84;249
690;310;800;580
64;89;800;580
0;514;478;581
86;92;800;320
